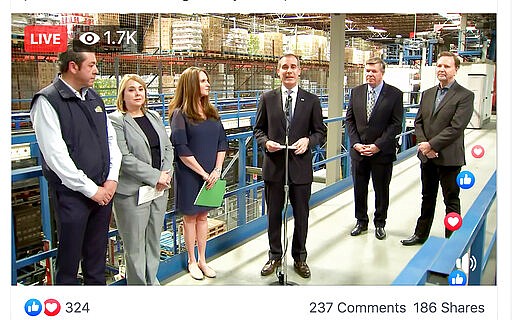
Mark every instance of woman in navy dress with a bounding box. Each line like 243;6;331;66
170;67;228;280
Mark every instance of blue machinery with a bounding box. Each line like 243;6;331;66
383;31;491;67
11;92;495;286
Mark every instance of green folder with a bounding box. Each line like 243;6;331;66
193;179;227;207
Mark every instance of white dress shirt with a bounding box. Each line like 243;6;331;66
30;79;121;198
367;81;384;103
281;84;298;119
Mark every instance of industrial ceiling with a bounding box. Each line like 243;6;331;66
233;13;496;41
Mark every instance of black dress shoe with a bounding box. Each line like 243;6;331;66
350;223;368;236
400;234;427;246
294;261;311;278
260;259;281;276
375;227;386;240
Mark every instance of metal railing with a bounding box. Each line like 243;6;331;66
11;97;419;285
392;171;497;285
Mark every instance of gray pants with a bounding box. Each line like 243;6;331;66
113;190;168;285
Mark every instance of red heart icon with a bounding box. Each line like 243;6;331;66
44;299;61;316
471;145;485;158
444;212;462;231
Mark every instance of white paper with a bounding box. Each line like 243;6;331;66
278;145;297;149
137;185;164;205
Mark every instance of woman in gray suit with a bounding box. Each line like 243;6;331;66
109;74;173;285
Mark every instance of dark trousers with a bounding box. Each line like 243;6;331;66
264;181;311;262
351;158;393;227
414;161;461;238
50;185;112;285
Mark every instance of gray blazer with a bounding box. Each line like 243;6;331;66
414;80;474;166
108;110;173;196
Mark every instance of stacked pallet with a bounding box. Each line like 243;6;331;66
201;16;225;52
139;74;160;96
345;47;365;65
263;74;273;89
12;14;31;35
178;218;227;241
60;13;94;25
143;17;172;53
142;19;159;53
251;74;274;91
161;74;175;95
224;28;249;54
13;204;43;250
12;61;57;110
211;74;234;98
283;28;328;61
345;65;365;88
345;38;382;65
93;76;117;106
93;13;119;25
257;32;283;57
288;34;328;61
247;34;260;55
206;218;227;239
172;20;202;52
159;18;172;52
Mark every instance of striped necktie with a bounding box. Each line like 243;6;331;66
367;88;376;120
285;90;292;128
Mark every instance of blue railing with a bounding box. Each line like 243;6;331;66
11;98;420;285
392;171;497;285
12;90;331;130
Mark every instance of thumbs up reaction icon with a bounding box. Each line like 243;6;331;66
448;270;467;286
24;299;42;316
456;171;475;189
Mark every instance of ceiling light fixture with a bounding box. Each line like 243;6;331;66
367;26;387;33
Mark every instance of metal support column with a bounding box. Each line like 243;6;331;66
237;137;247;226
325;13;345;184
458;14;468;53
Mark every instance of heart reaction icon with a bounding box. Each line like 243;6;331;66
471;145;485;158
444;212;463;231
43;299;61;316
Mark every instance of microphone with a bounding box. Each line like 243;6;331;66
275;90;298;286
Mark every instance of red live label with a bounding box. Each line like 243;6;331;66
24;25;67;53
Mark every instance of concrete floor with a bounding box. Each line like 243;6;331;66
162;120;497;286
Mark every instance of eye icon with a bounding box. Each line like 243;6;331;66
79;31;100;45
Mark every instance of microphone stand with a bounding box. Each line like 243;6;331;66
271;95;297;286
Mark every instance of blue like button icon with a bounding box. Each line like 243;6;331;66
448;269;467;286
456;170;475;189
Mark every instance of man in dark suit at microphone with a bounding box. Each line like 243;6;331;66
254;53;326;278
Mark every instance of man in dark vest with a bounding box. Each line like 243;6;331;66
30;45;121;284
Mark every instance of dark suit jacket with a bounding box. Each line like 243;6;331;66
346;82;404;163
414;80;474;166
254;87;326;184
